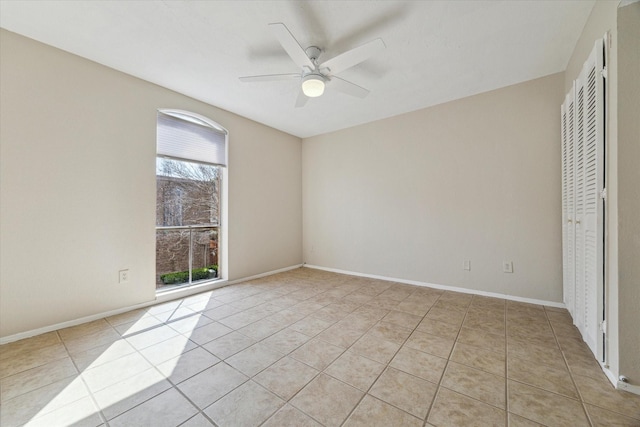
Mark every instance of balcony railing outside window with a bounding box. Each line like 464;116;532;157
156;225;219;290
155;157;221;291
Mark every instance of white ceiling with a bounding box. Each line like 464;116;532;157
0;0;594;138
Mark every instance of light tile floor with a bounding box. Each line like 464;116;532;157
1;268;639;426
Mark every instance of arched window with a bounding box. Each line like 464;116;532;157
155;110;227;290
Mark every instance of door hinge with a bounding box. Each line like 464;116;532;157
601;66;608;79
599;320;607;333
600;188;607;201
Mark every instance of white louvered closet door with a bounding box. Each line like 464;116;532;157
561;38;605;362
561;86;576;318
580;38;605;360
574;71;586;335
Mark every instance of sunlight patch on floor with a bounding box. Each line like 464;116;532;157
23;310;203;426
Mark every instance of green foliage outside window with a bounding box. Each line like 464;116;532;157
160;265;218;285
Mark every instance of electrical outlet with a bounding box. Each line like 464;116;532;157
463;260;471;271
503;261;513;273
119;269;129;284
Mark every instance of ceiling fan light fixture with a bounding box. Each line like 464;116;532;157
302;74;325;97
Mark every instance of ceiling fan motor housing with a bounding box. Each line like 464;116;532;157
305;46;322;64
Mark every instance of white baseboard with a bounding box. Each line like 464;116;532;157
606;365;640;395
226;264;303;285
0;264;303;345
617;380;640;395
303;264;565;308
602;364;618;387
589;351;639;396
0;300;159;346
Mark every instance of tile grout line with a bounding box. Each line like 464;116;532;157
113;289;288;426
421;292;473;427
183;281;326;426
419;297;517;425
55;329;111;427
259;279;387;426
505;304;585;426
140;313;247;427
544;306;595;427
503;303;557;426
274;285;442;426
504;300;509;427
183;278;382;427
0;340;70;382
305;292;418;425
172;290;316;425
109;309;220;426
337;289;441;427
376;292;451;424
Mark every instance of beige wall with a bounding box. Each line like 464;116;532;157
303;73;565;303
565;1;619;94
617;0;640;386
0;30;302;338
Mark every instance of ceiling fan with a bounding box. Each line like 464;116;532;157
240;23;386;107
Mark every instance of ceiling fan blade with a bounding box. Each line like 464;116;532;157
320;38;385;75
295;89;308;108
239;73;300;82
330;76;370;98
269;23;314;70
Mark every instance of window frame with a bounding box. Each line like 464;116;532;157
156;109;228;292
